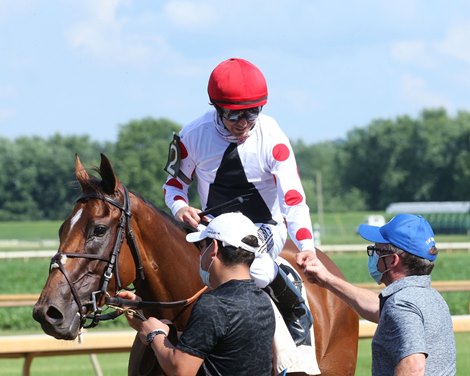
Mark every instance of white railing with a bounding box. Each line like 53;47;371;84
1;242;469;259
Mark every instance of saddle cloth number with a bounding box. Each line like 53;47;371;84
164;133;191;184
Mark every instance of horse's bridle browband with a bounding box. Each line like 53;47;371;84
50;185;145;329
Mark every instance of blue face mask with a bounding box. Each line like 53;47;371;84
199;242;215;288
368;252;391;285
199;263;211;288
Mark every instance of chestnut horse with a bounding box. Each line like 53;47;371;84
33;154;358;375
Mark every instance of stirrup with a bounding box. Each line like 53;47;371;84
264;264;313;346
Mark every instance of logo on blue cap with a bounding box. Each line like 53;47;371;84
358;214;437;261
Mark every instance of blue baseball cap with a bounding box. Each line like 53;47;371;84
358;214;437;261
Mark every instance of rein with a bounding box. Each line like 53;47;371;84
105;286;208;322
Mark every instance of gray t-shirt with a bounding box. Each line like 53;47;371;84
372;275;456;376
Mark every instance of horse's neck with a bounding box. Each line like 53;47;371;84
130;198;201;302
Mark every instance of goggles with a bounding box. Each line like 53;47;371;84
366;245;393;256
220;107;261;122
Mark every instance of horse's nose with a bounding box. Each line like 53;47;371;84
32;300;81;340
46;305;64;320
32;303;64;324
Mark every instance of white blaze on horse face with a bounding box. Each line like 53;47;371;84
70;208;83;232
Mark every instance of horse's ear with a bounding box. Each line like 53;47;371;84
99;153;120;195
75;154;90;190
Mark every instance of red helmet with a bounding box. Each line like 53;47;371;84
208;58;268;110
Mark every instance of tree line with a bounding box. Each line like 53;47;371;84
0;108;468;221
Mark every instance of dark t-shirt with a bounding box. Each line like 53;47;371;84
177;279;275;376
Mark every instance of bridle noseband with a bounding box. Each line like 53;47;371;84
49;185;145;329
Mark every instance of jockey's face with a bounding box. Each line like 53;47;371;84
222;117;254;139
219;107;260;140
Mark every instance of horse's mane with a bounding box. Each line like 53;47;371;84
131;191;196;234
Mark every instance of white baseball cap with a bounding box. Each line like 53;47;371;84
186;212;261;253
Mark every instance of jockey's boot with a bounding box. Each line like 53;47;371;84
264;266;313;346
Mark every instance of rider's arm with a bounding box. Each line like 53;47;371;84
163;166;203;227
269;131;315;252
163;135;196;218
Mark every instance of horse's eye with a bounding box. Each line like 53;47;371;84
93;225;107;237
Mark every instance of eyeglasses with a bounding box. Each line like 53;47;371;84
220;107;261;122
366;245;393;256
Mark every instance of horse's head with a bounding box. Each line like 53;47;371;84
33;153;142;340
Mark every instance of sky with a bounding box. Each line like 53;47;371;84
1;0;470;145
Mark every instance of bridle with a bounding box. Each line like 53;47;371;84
48;184;238;331
49;185;145;329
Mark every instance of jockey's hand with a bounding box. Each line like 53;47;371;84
296;250;331;288
296;250;317;267
175;206;205;228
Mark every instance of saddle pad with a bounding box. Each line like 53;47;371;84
270;257;321;375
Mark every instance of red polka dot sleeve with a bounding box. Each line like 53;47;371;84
271;142;314;252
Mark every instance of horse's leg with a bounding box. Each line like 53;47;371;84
128;334;165;376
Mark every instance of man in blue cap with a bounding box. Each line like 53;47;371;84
297;214;456;376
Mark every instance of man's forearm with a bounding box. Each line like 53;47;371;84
150;335;179;374
323;274;380;323
149;335;203;376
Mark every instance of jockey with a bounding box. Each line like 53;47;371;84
163;57;315;345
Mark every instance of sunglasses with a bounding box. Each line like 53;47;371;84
220;107;261;122
366;245;393;256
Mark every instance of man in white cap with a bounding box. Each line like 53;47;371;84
297;214;456;375
120;212;275;376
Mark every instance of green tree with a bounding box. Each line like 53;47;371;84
0;134;110;220
114;117;182;208
0;137;39;220
293;139;366;212
35;134;111;219
452;112;470;198
339;108;470;209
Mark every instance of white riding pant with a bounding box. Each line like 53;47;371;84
250;222;287;288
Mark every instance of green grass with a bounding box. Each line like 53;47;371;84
0;221;61;240
1;258;50;294
328;251;470;283
0;353;130;376
355;332;469;375
311;211;470;244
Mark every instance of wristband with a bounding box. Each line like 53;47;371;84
146;328;168;345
